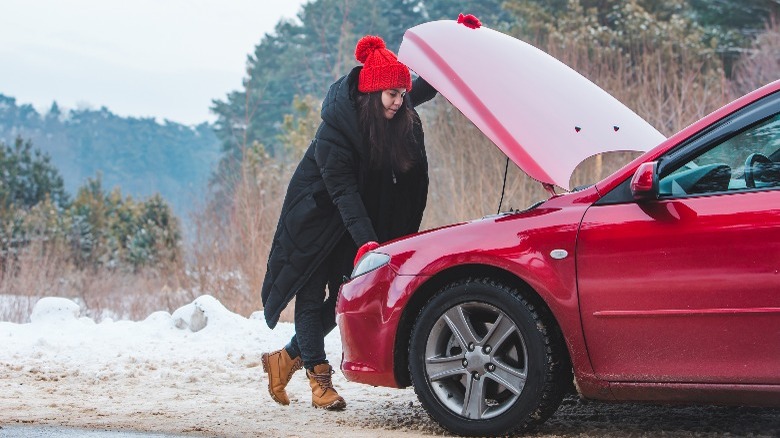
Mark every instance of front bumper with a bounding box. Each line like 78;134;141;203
336;264;424;388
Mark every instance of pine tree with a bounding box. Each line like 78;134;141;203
0;137;68;212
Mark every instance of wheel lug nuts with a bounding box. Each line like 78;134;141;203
468;342;475;351
471;371;480;380
483;345;492;354
486;363;496;372
462;359;469;367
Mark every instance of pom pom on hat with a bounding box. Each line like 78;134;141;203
355;35;385;63
355;35;412;93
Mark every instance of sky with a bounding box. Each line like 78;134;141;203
0;0;310;125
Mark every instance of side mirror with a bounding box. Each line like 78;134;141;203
630;161;659;201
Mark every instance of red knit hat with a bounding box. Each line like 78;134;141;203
355;35;412;93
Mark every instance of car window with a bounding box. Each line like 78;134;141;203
659;113;780;197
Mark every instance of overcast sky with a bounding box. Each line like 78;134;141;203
0;0;309;125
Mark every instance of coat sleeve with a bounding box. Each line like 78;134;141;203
409;75;437;108
314;137;378;247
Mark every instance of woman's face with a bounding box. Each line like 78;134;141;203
381;88;406;119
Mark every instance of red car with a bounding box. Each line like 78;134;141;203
336;20;780;437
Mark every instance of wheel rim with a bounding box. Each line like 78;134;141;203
424;301;528;420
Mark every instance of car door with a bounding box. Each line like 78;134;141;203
576;93;780;384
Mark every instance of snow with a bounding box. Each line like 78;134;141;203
29;298;82;324
1;296;778;437
1;295;317;387
0;295;438;437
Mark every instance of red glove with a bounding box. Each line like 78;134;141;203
354;241;380;266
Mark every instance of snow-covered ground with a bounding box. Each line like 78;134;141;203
0;295;438;437
1;296;778;437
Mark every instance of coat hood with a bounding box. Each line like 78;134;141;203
398;20;666;190
320;66;365;159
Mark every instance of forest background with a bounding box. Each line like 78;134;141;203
1;0;779;323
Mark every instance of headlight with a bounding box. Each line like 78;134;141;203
351;252;390;279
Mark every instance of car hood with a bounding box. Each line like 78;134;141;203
398;20;666;190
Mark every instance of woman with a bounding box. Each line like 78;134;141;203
260;35;436;410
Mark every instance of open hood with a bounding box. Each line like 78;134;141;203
398;20;666;190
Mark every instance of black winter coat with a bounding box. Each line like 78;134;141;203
261;66;436;328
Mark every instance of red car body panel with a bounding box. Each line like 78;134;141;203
578;190;780;384
339;190;608;393
338;268;426;386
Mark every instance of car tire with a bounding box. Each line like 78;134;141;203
408;277;570;436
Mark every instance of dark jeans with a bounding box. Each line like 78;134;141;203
285;235;355;370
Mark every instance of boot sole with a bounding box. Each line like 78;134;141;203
261;352;289;406
312;399;347;411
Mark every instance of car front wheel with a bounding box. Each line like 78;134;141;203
408;278;570;436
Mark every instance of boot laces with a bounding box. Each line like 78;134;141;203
310;368;335;390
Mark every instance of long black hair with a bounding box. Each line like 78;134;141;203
356;91;419;172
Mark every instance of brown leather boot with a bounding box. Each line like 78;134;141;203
307;363;346;410
261;348;303;405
